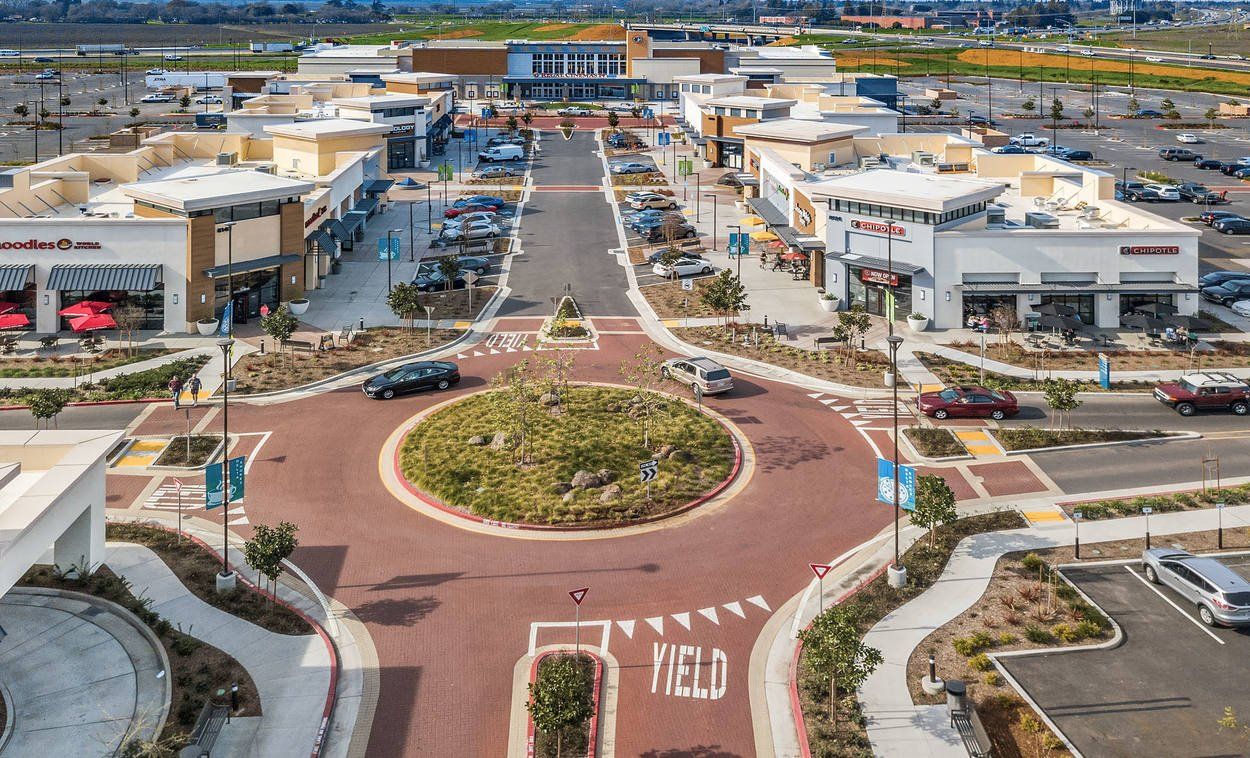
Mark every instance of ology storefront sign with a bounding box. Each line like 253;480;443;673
0;238;102;251
850;219;907;238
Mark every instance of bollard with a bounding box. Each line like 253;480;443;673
259;339;265;356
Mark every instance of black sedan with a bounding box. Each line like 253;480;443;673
1213;217;1250;235
363;361;460;399
1200;269;1250;287
1195;158;1223;170
1220;163;1246;176
1200;211;1243;226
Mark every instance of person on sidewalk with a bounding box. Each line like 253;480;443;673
168;375;183;410
187;376;202;407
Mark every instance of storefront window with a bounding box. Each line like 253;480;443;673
848;266;912;320
963;294;1016;326
1120;293;1175;317
213;268;280;324
60;287;164;331
1040;294;1094;325
1;285;35;323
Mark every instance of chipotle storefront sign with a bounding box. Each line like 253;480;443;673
1119;245;1179;255
850;219;907;238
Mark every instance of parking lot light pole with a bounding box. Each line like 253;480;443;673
386;229;402;293
1218;502;1225;549
408;201;415;262
887;334;905;588
426;185;433;234
1073;511;1082;559
216;337;235;591
1143;505;1153;549
704;193;717;250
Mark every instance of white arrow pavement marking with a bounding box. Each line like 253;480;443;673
830;405;851;412
672;612;691;630
697;607;719;625
521;345;533;351
722;601;745;618
819;398;840;406
617;620;635;639
506;347;517;353
472;350;484;357
807;392;824;399
645;616;664;635
746;595;770;611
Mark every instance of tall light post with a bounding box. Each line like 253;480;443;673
887;333;906;588
408;200;415;262
704;193;717;250
218;222;236;334
426;184;434;234
215;337;236;592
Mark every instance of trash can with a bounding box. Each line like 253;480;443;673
946;679;968;717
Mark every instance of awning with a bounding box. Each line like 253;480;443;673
202;254;301;279
47;264;162;291
311;230;336;253
326;219;351;242
364;179;394;195
957;281;1197;293
0;264;32;292
829;252;925;276
353;196;380;216
747;197;787;227
734;173;759;187
340;210;368;235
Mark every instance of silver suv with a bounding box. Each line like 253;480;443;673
660;357;733;395
1142;548;1250;627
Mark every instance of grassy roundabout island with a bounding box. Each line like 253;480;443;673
399;384;736;526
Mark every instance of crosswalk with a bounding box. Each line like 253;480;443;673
144;482;249;526
808;392;915;429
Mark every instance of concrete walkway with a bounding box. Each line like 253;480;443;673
0;587;169;756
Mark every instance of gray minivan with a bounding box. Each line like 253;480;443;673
1142;548;1250;627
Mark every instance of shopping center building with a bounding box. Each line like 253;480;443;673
0;120;389;334
741;132;1200;329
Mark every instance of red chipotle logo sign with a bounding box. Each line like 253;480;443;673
0;238;102;251
850;219;907;238
1119;245;1179;255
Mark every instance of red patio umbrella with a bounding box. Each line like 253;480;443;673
0;313;29;329
767;239;786;249
780;251;808;261
69;313;117;332
58;300;114;318
0;302;21;315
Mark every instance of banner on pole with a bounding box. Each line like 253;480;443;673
876;458;916;511
205;456;246;510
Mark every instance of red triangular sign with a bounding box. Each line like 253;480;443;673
569;587;590;606
809;563;832;580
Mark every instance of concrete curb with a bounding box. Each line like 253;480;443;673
525;650;604;758
995;429;1199;455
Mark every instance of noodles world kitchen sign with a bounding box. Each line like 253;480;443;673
0;237;102;251
850;219;907;238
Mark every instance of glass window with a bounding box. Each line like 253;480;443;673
260;200;280;218
232;203;261;222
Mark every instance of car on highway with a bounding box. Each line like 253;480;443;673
1200;211;1244;226
139;93;175;103
1200;53;1217;60
146;67;166;75
660;356;734;395
1081;48;1096;56
992;144;1030;154
33;56;53;63
1195;158;1224;170
471;165;517;179
1145;55;1163;63
1213;217;1250;235
1202;278;1250;305
163;54;183;61
362;361;460;400
1055;45;1069;53
440;220;500;242
978;39;994;47
1159;147;1201;161
1153;373;1250;416
557;106;593;116
918;386;1019;420
652;256;712;278
194;95;222;105
444;203;501;218
1142;548;1250;626
1177;133;1203;144
610;161;654;175
1175;182;1225;203
629;192;679;211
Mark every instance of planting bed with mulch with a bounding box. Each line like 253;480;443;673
992;427;1176;451
0;347;176;378
945;338;1250;371
228;328;464;395
640;279;718;318
399;384;735;526
0;355;210;404
613;187;674;201
531;652;597;758
918;353;1153;393
798;510;1026;756
154;435;222;468
1059;483;1250;521
904;426;967;457
415;285;498;321
673;325;892;388
465;175;524;186
611;172;666;186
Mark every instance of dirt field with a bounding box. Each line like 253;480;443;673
561;24;626;41
0;22;391;47
1101;25;1250;56
958;48;1250;87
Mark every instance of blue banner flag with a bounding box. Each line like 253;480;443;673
217;302;232;337
205;456;246;510
876;458;917;511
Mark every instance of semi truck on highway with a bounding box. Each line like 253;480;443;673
76;44;128;56
144;72;227;90
249;41;294;53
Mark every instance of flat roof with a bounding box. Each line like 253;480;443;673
122;169;314;212
382;72;458;83
333;94;427;109
227;71;282;79
265;118;393;140
799;170;1005;213
303;44;398;58
674;73;748;83
706;95;797;109
733;119;866;143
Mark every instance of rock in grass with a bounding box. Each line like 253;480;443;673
551;482;573;495
466;435;487;446
539;392;559;406
571;470;601;489
488;431;508;450
562;490;576;503
596;468;617;484
658;444;676;458
599;484;622;503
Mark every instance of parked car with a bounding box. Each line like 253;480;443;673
1059;149;1094;162
1137;109;1166;118
145;67;167;75
412;268;469;292
362;361;460;399
630;193;679;211
478;145;524;162
1116;181;1174;202
486;134;524;147
659;356;734;395
194;95;222;105
1175;182;1224;203
1233;167;1250;180
139;93;174;103
1201;269;1250;287
444;203;500;218
1219;162;1248;175
1202;279;1250;305
456;195;506;208
1159;147;1201;161
471;165;516;179
1213;217;1250;235
1177;133;1203;144
440;221;499;242
1142;548;1250;626
34;71;58;80
652;256;711;277
606;133;644;149
631;212;685;232
643;221;697;242
444;211;501;228
610;161;653;175
557;106;593;116
992;144;1029;154
1154;373;1250;416
624;208;677;224
646;249;706;264
1200;211;1244;226
1233;300;1250;317
1195;158;1224;170
416;256;491;276
918;386;1020;420
1010;133;1050;147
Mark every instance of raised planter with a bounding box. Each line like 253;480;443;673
526;651;603;758
196;318;219;336
819;295;839;312
907;314;929;332
288;298;310;316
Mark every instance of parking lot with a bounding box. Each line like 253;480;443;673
999;556;1250;757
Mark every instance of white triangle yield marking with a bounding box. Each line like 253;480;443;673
851;419;873;427
819;398;840;406
723;601;745;618
228;515;249;525
489;348;500;355
746;595;770;611
521;345;533;351
506;347;518;353
672;612;691;630
807;392;824;399
472;350;485;357
644;616;664;635
697;607;720;625
830;405;851;412
617;620;636;639
456;353;467;359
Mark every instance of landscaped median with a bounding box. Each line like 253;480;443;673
904;425;1185;459
0;355;209;407
672;325;891;388
527;651;602;758
1059;483;1250;522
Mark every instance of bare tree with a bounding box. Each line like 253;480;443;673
989;305;1019;346
490;360;542;464
112;304;145;357
620;343;670;450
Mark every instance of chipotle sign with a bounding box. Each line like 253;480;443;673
860;267;898;286
850;219;906;238
1119;245;1179;255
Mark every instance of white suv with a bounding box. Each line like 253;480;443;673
1143;183;1181;201
661;357;734;395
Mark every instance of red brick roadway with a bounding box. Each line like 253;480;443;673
130;325;890;756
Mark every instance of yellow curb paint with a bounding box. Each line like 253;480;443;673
452;321;472;329
953;429;1001;458
128;440;167;452
661;319;681;327
1023;510;1066;523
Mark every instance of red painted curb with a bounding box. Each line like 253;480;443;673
392;406;744;532
525;651;604;758
115;521;340;758
788;563;890;758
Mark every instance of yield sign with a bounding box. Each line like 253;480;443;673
809;563;832;580
172;479;183;494
569;587;590;606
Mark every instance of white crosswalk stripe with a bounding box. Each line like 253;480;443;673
144;484;247;521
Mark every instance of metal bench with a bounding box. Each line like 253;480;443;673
285;339;317;353
950;708;993;758
180;701;229;758
773;322;789;340
337;325;357;346
814;335;840;350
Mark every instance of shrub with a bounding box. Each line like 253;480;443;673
969;630;995;650
983;672;1004;686
968;653;994;672
997;632;1018;645
1017;584;1041;603
1020;553;1046;573
1019;712;1045;734
1024;625;1053;644
953;631;996;657
1002;610;1022;626
1074;620;1103;639
1051;622;1082;643
171;635;201;657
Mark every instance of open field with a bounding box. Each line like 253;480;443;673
343;21;625;45
1098;24;1250;55
0;21;393;47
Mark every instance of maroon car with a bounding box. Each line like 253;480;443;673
444;203;499;218
918;386;1019;420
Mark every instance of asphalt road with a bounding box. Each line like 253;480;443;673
1028;435;1249;493
1003;392;1250;432
0;402;146;430
1000;561;1250;758
497;131;634;316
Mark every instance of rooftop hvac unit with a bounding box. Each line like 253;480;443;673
1081;206;1100;220
859;156;882;169
254;165;276;175
1024;211;1059;229
811;162;827;171
912;150;936;166
216;152;238;166
985;206;1006;229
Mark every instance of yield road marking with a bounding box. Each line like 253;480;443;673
617;620;635;638
645;616;664;634
697;607;720;625
672;611;691;630
722;601;745;618
746;595;770;611
1125;566;1224;645
953;429;1002;457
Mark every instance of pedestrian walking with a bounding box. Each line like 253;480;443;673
187;376;202;407
168;375;183;410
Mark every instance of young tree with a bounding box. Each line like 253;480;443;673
28;388;68;429
129;107;140;118
912;474;957;547
620;342;668;448
1205;107;1220;129
989;305;1018;345
1082;106;1095;122
606;110;619;129
97;97;108;107
527;655;593;758
1021;96;1036;114
436;250;462;291
1043;377;1083;429
1126;96;1140;115
1049;95;1064;122
260;304;298;356
699;270;748;328
541;350;576;412
835;305;871;368
178;94;191;111
59;96;70;107
386;282;423;328
798;606;884;728
630;105;641;120
12;103;28;118
505;114;518;133
490;360;541;464
112;303;145;357
929;96;943;113
521;110;534;129
1160;97;1175;112
242;521;299;604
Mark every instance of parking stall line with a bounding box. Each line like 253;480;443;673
1124;565;1224;645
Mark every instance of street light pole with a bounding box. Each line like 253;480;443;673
704;193;717;250
408;201;415;262
216;337;235;590
427;185;433;234
887;334;905;587
387;228;401;293
729;224;742;278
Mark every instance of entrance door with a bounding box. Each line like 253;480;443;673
864;285;888;316
232;292;249;324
